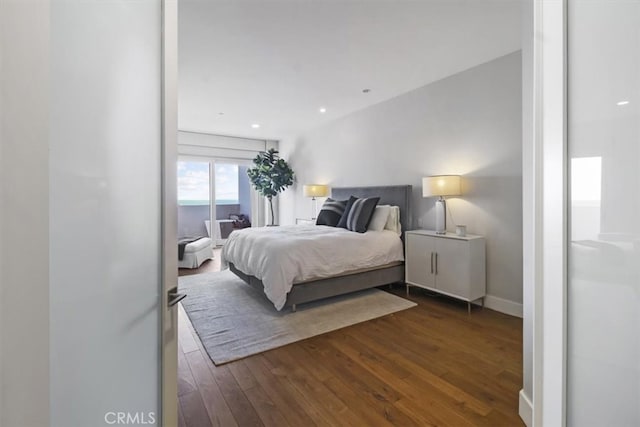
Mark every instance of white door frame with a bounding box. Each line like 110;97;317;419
161;0;179;426
530;0;568;425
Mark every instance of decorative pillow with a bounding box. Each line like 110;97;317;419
336;196;357;228
337;196;380;233
384;205;402;235
368;205;391;232
315;198;348;226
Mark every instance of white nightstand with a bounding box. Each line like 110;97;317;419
404;230;486;313
296;218;316;225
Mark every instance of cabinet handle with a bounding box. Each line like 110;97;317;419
435;252;438;275
430;252;434;274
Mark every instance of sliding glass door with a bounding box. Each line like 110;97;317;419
567;0;640;425
177;160;212;240
214;162;255;244
178;158;254;246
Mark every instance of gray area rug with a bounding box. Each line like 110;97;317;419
178;269;416;365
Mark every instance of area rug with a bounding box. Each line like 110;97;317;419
178;269;416;365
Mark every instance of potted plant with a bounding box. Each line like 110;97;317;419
247;148;294;226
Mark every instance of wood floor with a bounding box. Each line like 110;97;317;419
177;256;524;427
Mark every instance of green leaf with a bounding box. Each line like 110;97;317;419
246;148;295;201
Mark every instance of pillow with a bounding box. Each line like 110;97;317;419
368;205;391;232
384;205;402;235
337;196;380;233
315;198;348;226
336;196;357;228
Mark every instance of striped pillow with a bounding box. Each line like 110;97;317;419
315;198;348;226
337;196;380;233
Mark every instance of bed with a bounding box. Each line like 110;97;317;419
224;185;412;311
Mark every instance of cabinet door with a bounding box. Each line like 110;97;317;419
434;238;470;298
405;234;436;288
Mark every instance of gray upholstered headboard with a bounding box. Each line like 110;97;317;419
331;185;413;232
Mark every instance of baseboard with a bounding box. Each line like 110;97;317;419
482;295;523;318
519;389;533;427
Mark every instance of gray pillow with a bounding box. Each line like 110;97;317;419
337;196;380;233
315;198;348;226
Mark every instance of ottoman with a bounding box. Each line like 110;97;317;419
178;237;213;269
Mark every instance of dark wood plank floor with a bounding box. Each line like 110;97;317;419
177;256;524;427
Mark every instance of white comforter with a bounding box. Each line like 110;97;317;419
221;225;404;310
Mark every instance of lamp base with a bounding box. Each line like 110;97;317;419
435;198;446;234
311;197;318;220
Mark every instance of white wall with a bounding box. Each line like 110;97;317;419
0;0;51;426
280;52;523;310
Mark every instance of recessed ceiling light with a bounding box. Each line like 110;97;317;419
617;100;630;106
362;89;371;93
319;107;327;113
251;123;260;129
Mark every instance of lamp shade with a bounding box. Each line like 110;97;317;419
422;175;461;197
303;184;329;198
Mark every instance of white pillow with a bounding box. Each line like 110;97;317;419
384;206;402;235
368;205;391;232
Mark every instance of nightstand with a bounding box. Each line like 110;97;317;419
296;218;316;225
404;230;486;313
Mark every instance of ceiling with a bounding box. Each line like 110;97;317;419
179;0;522;141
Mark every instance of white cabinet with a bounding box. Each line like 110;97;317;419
405;230;485;312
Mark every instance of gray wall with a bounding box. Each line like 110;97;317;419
279;51;523;307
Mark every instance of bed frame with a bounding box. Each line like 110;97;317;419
229;185;413;311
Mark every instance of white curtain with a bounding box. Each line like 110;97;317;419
250;187;266;227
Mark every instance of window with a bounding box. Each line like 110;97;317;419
177;161;210;206
177;160;240;206
215;163;239;205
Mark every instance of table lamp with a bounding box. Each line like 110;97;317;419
422;175;461;234
303;184;329;219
